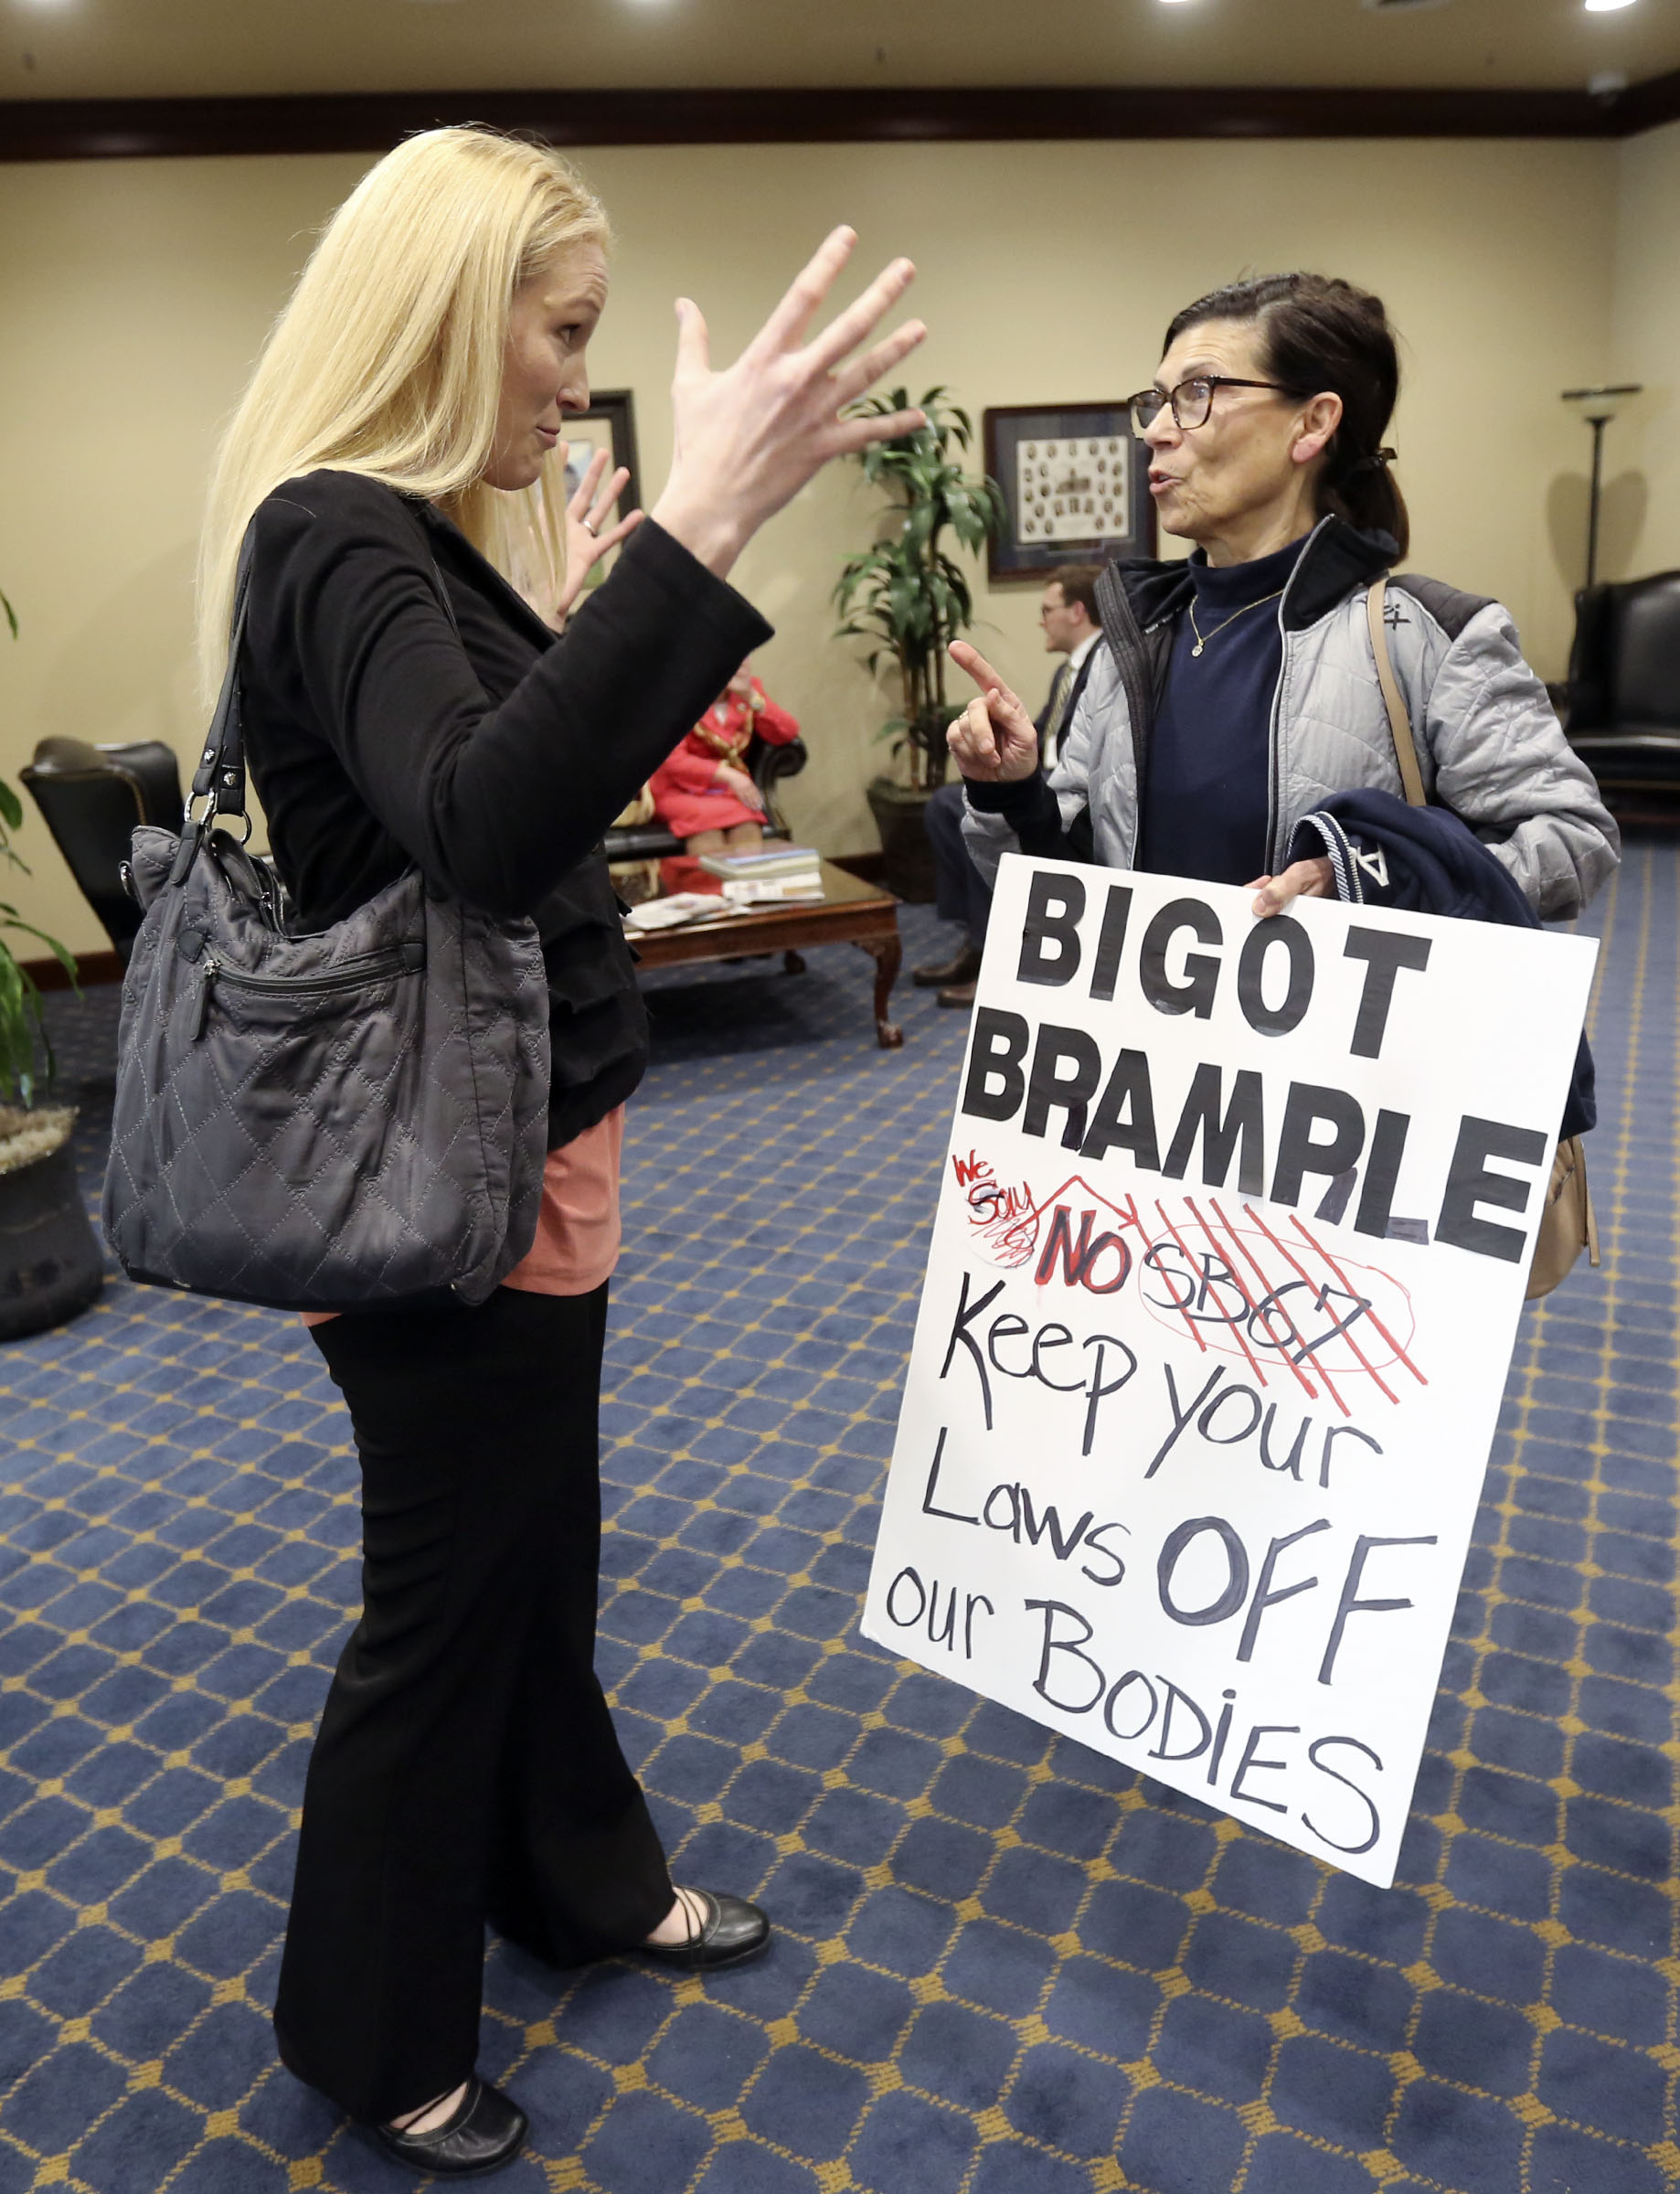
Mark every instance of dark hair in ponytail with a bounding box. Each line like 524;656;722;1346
1162;272;1409;558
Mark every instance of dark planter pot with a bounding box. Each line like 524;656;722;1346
866;777;941;904
0;1129;103;1343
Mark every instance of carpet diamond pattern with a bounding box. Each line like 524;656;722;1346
0;859;1675;2193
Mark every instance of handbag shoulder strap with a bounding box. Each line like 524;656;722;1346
171;528;258;884
1366;577;1427;809
175;493;463;887
188;527;256;816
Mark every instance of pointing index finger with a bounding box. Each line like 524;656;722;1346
950;642;1008;698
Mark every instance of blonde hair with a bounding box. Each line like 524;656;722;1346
197;125;608;694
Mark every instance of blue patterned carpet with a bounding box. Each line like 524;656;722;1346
0;855;1675;2194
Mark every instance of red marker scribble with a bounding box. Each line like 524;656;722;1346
958;1160;1420;1409
1205;1196;1321;1401
1182;1194;1271;1391
1291;1213;1428;1390
1240;1203;1381;1411
953;1150;1040;1266
1149;1200;1213;1355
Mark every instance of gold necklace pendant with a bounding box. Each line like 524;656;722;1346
1187;584;1287;659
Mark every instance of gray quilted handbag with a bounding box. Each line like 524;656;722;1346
101;526;549;1312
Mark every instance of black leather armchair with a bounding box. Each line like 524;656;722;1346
601;730;808;864
20;737;184;963
1558;570;1680;805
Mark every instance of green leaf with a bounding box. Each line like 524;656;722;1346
0;955;25;1102
20;969;56;1094
0;781;21;832
836;382;1008;772
0;589;16;642
0;912;78;978
0;920;75;1103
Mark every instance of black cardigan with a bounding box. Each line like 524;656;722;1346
240;470;771;1146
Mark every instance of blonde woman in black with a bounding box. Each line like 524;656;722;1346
197;125;923;2176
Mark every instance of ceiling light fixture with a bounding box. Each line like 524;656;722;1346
1584;0;1638;13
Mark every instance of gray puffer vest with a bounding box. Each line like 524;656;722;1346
962;515;1618;921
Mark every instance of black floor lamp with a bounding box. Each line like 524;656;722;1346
1561;384;1642;589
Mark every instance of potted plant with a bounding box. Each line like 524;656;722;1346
0;584;102;1340
835;387;1005;900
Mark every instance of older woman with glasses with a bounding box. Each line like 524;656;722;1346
947;272;1615;922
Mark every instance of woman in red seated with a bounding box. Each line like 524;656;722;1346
649;656;800;861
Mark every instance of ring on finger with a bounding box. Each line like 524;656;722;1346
580;517;599;537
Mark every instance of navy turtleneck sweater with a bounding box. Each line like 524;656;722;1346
1136;531;1309;888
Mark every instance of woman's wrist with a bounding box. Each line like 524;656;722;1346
964;771;1048;817
649;487;749;580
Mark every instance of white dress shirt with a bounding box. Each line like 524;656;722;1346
1043;630;1102;772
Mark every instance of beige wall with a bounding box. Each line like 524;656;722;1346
1611;118;1680;579
0;134;1622;957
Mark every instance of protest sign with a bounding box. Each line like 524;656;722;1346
863;857;1598;1887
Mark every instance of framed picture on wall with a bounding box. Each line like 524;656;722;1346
983;403;1155;584
559;390;641;588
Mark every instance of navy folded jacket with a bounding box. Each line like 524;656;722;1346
1288;789;1596;1140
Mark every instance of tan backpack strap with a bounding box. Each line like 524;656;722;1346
1578;1138;1600;1269
1366;578;1427;808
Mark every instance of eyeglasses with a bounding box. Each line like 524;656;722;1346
1125;376;1299;438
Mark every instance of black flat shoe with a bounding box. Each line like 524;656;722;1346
641;1888;771;1971
373;2075;528;2178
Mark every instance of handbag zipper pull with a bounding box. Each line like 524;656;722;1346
191;953;218;1041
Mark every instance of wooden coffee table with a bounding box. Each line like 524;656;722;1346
628;859;905;1048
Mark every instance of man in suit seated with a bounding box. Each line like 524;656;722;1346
913;564;1104;1007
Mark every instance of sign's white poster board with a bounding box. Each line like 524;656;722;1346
863;857;1597;1887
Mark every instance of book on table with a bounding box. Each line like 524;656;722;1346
720;877;825;906
696;846;822;881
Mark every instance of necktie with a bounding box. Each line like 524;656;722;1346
1041;661;1073;765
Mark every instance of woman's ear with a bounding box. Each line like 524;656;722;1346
1291;390;1345;469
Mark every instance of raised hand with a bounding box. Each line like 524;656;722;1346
554;444;643;620
651;228;926;577
947;642;1040;783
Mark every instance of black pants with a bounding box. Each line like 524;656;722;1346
275;1284;673;2123
926;781;993;945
